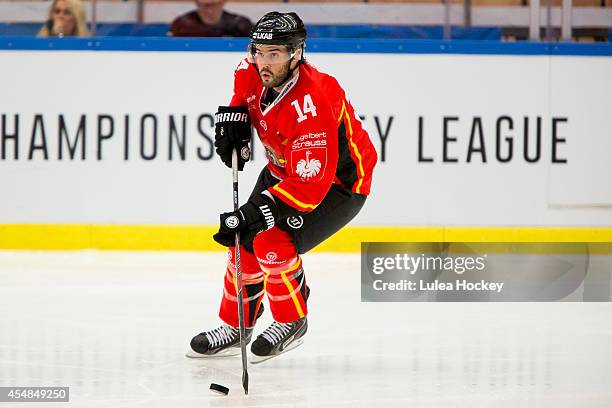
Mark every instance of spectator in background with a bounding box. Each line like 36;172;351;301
169;0;253;37
38;0;91;38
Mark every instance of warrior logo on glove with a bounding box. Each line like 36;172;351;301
224;215;240;229
214;111;249;123
216;194;279;245
240;145;251;161
214;106;252;171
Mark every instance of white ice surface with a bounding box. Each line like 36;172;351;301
0;251;611;407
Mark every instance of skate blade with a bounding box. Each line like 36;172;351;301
250;338;304;364
185;348;241;358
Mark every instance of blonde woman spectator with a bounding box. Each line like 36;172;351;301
38;0;91;38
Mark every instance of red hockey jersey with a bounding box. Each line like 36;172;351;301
229;58;377;213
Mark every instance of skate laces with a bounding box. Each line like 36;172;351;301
261;321;293;345
205;324;238;348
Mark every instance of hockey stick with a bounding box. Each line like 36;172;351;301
232;149;249;395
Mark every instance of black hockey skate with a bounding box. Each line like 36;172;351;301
250;317;308;364
186;305;264;358
186;324;252;358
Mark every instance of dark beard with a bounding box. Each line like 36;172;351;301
260;61;291;89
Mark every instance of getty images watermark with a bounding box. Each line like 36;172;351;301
361;243;612;302
371;252;501;292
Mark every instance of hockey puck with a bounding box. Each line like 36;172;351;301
210;383;229;395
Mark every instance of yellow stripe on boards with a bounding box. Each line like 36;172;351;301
0;224;219;251
0;224;611;253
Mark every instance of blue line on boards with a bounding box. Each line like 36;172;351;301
0;36;611;56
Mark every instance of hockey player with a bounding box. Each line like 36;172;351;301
187;11;377;362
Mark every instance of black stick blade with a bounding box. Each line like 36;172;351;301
243;370;249;395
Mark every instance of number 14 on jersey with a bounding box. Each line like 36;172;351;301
291;94;317;123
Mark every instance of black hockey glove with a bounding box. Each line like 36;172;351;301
213;194;278;247
214;105;251;171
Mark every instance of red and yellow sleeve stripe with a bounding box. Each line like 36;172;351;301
271;185;318;211
337;100;366;194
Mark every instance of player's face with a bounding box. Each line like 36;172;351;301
252;45;299;89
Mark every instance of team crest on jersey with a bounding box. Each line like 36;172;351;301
292;147;326;181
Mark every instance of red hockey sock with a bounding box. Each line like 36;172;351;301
218;246;265;328
253;227;309;323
